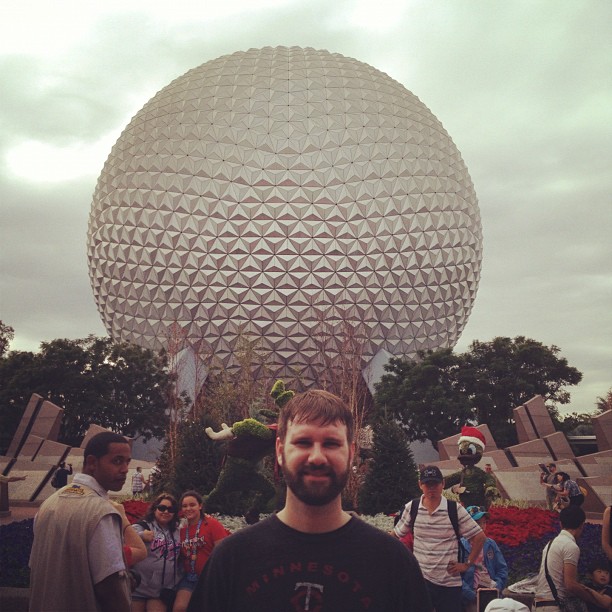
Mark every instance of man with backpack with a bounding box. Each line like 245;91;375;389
394;465;486;612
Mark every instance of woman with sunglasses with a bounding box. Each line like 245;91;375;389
131;494;183;612
173;490;229;612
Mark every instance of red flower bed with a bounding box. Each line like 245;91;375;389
486;505;558;547
121;499;149;523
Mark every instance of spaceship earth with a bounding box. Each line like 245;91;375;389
87;46;482;386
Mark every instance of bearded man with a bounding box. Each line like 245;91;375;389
188;389;431;612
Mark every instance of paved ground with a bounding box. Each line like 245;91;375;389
0;504;39;526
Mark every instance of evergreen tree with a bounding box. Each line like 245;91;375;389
154;413;225;499
358;419;419;515
0;335;171;451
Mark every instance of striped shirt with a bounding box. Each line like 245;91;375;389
131;471;145;493
394;495;482;587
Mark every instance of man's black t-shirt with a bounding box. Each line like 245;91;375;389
187;514;431;612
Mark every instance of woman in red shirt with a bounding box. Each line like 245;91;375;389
173;490;229;612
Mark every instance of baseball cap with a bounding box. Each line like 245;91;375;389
484;598;529;611
419;465;443;483
466;505;488;521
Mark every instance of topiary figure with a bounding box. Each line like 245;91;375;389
203;380;294;515
444;425;500;509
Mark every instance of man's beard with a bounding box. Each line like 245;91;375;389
282;455;350;507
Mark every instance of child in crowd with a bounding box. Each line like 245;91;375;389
461;506;508;612
583;559;612;612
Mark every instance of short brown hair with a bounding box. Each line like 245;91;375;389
277;389;354;443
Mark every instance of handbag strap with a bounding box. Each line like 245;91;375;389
544;540;561;605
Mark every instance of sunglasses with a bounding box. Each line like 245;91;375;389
156;504;175;513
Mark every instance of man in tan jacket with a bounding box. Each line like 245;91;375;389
29;432;132;612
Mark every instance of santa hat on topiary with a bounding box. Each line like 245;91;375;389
458;426;486;451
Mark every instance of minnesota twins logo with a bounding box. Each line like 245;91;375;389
290;582;324;611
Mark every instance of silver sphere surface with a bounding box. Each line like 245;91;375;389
88;46;482;385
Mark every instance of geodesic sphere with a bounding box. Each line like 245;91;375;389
87;46;482;384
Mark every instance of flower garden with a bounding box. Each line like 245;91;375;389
0;501;606;590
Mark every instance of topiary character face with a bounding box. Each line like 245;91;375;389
458;439;483;466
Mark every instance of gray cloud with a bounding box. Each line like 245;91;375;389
1;0;610;415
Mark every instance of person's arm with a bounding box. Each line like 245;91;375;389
94;572;131;612
563;562;604;606
448;531;486;575
110;501;147;566
602;506;612;561
123;524;147;565
444;470;462;489
588;588;612;609
392;503;411;538
467;530;486;565
490;540;508;591
461;565;477;603
210;516;231;543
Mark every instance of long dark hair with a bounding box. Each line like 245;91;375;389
144;493;180;531
179;490;205;519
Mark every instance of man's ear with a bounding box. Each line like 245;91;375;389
275;436;283;467
349;441;356;464
83;454;96;474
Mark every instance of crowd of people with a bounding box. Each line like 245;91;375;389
27;391;612;612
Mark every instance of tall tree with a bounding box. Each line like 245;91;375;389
0;335;172;450
374;337;582;449
595;388;612;412
0;349;39;453
557;412;594;435
375;348;473;448
154;413;225;499
0;321;14;357
461;336;582;447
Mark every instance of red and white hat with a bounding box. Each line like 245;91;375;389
458;426;486;451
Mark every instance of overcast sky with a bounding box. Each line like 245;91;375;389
1;0;610;415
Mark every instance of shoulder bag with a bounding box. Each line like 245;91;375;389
543;541;587;612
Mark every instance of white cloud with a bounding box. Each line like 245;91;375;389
342;0;416;32
4;134;116;183
1;0;611;416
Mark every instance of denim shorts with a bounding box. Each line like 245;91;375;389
176;574;199;592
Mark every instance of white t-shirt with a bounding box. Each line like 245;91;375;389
535;530;580;601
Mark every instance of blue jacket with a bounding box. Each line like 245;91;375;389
460;537;508;603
